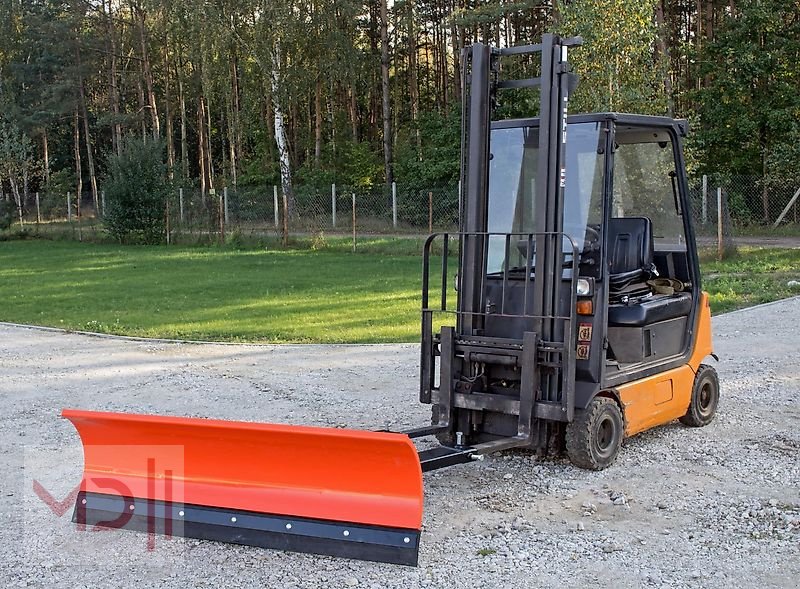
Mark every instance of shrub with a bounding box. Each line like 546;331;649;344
0;199;14;231
104;138;171;244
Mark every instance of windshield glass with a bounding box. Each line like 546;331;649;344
486;121;604;274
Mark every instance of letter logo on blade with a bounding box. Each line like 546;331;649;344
31;481;80;518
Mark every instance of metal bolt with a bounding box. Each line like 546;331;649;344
403;537;411;544
178;511;185;517
231;517;237;523
129;505;135;511
285;523;292;530
81;499;87;505
343;530;350;537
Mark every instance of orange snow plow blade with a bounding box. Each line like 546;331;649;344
62;409;424;565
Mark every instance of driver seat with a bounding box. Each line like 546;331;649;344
607;216;654;288
606;216;692;363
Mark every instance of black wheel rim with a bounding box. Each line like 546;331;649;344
595;415;617;458
698;381;715;418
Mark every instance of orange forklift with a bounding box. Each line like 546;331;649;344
63;34;719;566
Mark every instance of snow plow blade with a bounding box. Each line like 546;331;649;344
62;409;424;565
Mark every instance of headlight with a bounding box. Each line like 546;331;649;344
576;278;593;296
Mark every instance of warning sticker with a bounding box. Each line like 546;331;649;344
576;344;590;360
578;323;593;342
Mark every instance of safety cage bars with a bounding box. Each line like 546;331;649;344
419;231;580;431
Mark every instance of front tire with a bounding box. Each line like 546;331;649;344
566;397;624;470
680;364;719;427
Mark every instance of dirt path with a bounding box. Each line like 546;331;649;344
1;298;798;588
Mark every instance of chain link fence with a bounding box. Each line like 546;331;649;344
688;176;800;254
215;182;460;238
689;176;800;230
5;181;461;244
5;175;799;249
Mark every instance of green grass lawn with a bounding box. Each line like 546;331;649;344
1;240;798;343
0;240;426;343
700;247;800;313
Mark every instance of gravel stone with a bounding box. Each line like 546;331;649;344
610;491;627;505
602;542;624;553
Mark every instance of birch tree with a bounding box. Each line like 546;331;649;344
557;0;667;115
0;0;796;216
0;117;36;227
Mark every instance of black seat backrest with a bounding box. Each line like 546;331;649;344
608;217;654;283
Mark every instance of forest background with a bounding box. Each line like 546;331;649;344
0;0;798;226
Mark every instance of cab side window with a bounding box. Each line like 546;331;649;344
612;136;686;247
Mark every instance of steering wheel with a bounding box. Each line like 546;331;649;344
583;225;601;251
564;225;601;253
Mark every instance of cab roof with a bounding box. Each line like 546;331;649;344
491;112;689;137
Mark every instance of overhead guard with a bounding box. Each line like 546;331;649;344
62;409;424;565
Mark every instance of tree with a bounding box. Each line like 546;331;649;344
0;116;37;227
104;138;171;243
0;0;795;231
695;0;800;220
557;0;668;115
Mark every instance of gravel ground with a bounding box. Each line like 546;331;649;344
1;297;799;589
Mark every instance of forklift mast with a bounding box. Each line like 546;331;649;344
419;35;584;458
460;36;581;341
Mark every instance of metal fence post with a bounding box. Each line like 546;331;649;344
352;192;356;252
67;192;71;222
773;186;800;228
101;191;106;217
35;192;40;224
214;189;224;244
179;188;184;223
273;185;279;229
428;191;433;234
458;180;462;230
165;198;171;245
332;183;337;228
701;175;708;225
282;190;288;247
392;181;397;228
223;186;229;225
717;187;723;260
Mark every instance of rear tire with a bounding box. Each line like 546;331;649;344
680;364;719;427
566;397;624;470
